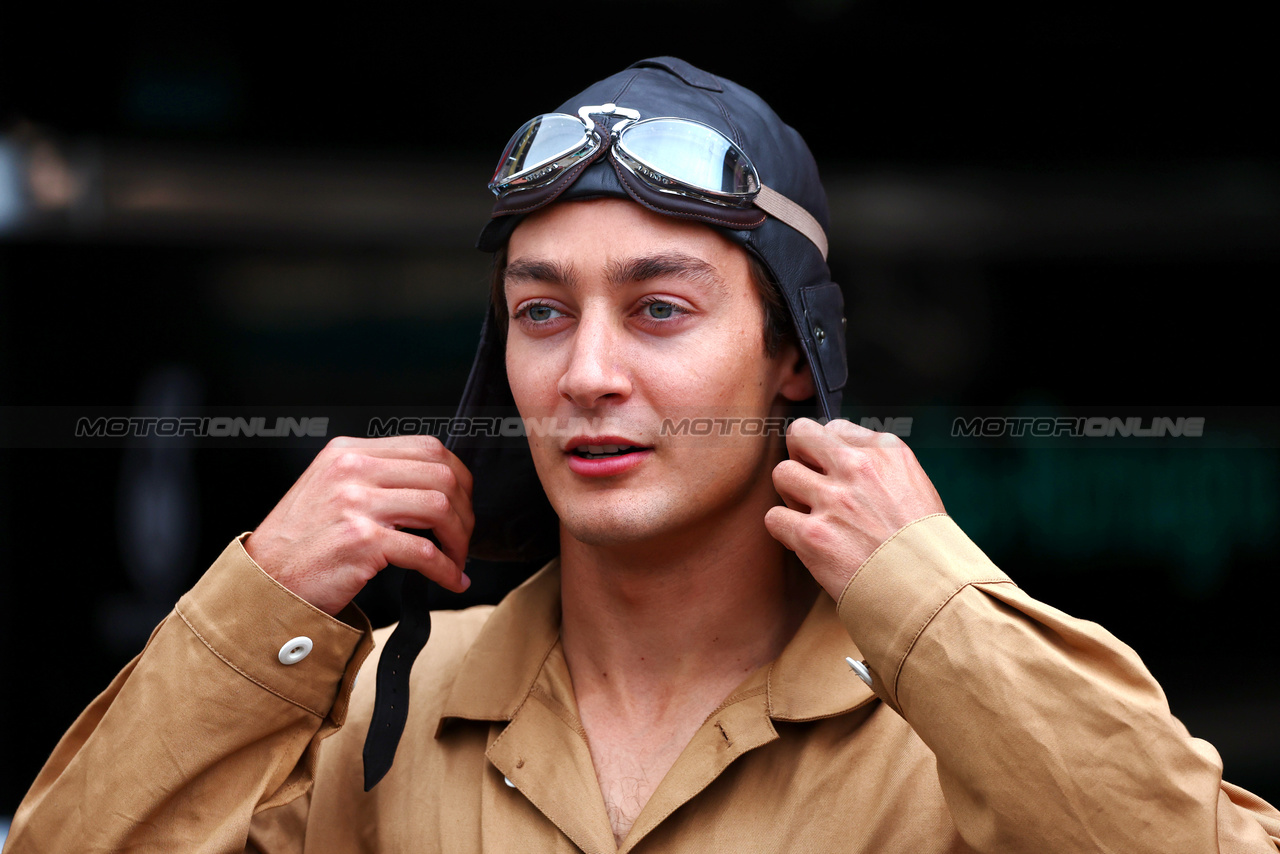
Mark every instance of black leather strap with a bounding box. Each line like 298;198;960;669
362;569;432;790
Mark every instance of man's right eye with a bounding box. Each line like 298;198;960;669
513;302;564;323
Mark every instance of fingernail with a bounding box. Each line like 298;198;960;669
459;572;472;592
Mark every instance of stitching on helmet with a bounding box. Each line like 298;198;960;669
611;71;642;105
710;94;743;148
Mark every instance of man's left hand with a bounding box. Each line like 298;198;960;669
765;418;946;601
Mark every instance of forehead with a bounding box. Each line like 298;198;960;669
505;198;752;288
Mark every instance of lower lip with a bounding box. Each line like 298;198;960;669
566;449;653;477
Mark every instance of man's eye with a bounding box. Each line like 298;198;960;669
645;301;676;320
520;304;562;322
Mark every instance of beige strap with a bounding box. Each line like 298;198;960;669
755;184;829;260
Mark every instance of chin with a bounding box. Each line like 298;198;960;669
554;493;691;549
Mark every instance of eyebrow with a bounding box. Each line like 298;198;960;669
504;251;727;295
606;252;726;294
504;258;578;288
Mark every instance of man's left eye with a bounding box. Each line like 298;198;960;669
645;301;676;319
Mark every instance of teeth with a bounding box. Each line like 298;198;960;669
575;443;640;459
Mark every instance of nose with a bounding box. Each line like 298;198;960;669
557;313;631;409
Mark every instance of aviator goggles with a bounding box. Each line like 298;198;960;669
487;104;828;259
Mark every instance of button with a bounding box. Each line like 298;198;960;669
845;656;873;687
278;636;314;665
503;776;516;788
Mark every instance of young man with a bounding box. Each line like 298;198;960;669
10;58;1280;853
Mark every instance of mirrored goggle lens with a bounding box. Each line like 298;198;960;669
617;119;760;199
490;114;593;188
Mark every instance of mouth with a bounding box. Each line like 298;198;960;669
571;443;648;460
563;436;653;474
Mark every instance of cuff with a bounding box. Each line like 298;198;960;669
836;514;1011;712
175;535;372;719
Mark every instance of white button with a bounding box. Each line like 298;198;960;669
503;776;516;788
845;656;873;687
279;636;313;665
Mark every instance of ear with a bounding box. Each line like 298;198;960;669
776;341;816;403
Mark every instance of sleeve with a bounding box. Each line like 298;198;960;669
836;513;1280;854
5;536;375;854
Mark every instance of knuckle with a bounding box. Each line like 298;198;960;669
423;489;450;516
331;451;367;477
432;462;459;493
416;434;445;457
804;517;838;549
837;446;873;476
791;417;820;435
335;481;367;509
340;514;379;550
875;431;904;450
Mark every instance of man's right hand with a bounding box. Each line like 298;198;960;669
243;435;474;616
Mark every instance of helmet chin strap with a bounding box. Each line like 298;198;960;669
362;563;433;790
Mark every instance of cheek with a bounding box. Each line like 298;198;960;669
505;339;545;409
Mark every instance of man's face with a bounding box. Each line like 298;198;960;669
503;198;813;549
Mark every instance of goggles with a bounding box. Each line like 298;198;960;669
487;104;828;259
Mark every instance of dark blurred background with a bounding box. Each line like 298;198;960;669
1;1;1277;827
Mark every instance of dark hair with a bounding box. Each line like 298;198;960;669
489;247;794;357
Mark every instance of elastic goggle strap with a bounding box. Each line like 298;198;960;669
755;185;828;260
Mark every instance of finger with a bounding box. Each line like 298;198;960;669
326;435;471;486
381;528;471;593
366;460;476;524
825;418;878;445
322;443;474;501
764;504;807;551
772;459;821;513
377;488;473;568
784;417;835;474
327;434;449;453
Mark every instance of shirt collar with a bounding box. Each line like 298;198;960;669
437;558;874;733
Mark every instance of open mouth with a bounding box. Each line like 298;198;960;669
572;444;647;460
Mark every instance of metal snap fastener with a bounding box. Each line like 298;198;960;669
278;636;314;665
814;324;826;344
504;776;516;788
845;656;873;687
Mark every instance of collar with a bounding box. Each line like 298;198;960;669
437;558;874;733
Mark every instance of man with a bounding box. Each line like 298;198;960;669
9;58;1280;853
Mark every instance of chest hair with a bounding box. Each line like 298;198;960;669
579;684;735;847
